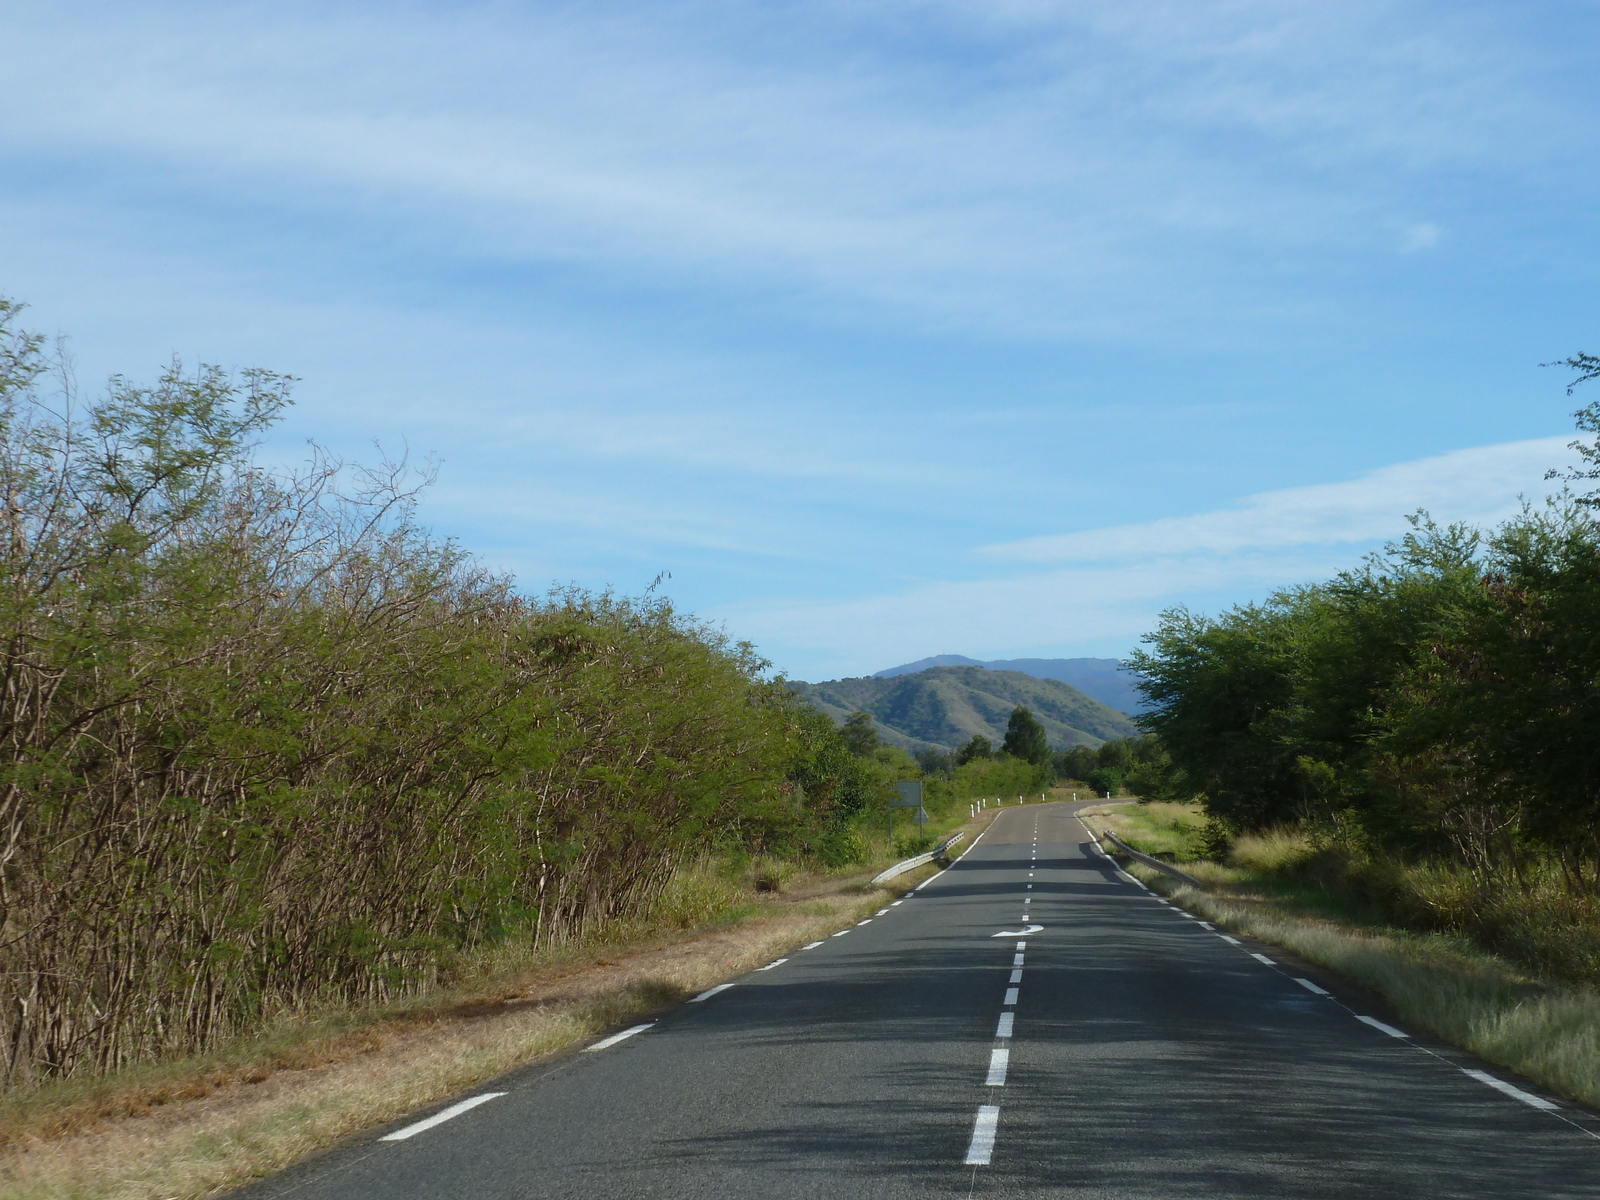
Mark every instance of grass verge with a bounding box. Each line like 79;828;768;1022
1081;802;1600;1111
0;846;962;1200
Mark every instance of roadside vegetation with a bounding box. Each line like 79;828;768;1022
1086;355;1600;1106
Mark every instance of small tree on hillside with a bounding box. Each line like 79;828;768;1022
841;710;880;756
1002;705;1050;766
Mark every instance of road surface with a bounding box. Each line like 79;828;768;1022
239;801;1600;1198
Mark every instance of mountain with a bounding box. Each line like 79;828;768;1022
874;655;1146;714
787;665;1141;754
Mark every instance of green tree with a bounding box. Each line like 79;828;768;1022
955;733;993;765
1001;705;1050;765
840;710;879;756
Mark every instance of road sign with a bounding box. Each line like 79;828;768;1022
891;781;923;807
912;806;929;826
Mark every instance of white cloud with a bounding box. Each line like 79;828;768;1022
981;437;1572;564
730;436;1582;677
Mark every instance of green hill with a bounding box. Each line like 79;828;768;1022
787;665;1140;753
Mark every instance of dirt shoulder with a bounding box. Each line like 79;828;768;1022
0;857;950;1200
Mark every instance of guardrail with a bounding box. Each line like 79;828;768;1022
1085;826;1201;886
870;831;967;886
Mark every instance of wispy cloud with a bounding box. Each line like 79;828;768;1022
727;436;1581;677
982;437;1572;564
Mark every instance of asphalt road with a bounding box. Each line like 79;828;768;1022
241;801;1600;1198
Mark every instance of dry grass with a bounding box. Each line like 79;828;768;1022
0;859;938;1200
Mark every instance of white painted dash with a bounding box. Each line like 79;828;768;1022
585;1024;653;1052
690;983;734;1002
985;1048;1010;1086
1294;977;1329;996
801;940;825;950
1015;941;1027;950
995;1012;1014;1038
965;1105;1001;1164
1462;1069;1560;1111
1004;987;1019;1006
890;900;903;906
875;908;890;915
831;930;850;937
381;1093;506;1141
1355;1015;1408;1038
755;957;788;971
1251;953;1275;965
1009;969;1022;983
1198;921;1215;930
1219;935;1241;945
856;919;873;926
1012;954;1025;966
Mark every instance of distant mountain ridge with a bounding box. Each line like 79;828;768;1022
873;655;1146;715
787;666;1140;754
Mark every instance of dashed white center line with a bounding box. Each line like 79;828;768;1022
995;1012;1014;1038
1009;968;1022;983
690;983;734;1002
965;1106;1001;1164
381;1093;506;1141
1012;953;1025;966
1355;1015;1409;1038
585;1023;653;1052
1003;987;1019;1005
985;1048;1010;1086
1463;1069;1560;1111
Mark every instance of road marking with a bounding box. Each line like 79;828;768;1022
914;868;948;890
1197;921;1215;930
1026;883;1032;889
690;983;734;1002
890;900;904;906
585;1024;653;1052
985;1048;1010;1086
1294;977;1329;995
755;957;788;971
1012;953;1025;966
1356;1015;1408;1038
1009;969;1022;983
875;907;890;915
1016;940;1027;950
381;1093;507;1141
965;1106;1001;1164
1462;1069;1560;1111
1004;987;1019;1005
995;1012;1014;1038
856;919;873;925
991;924;1043;936
831;930;850;937
1251;953;1276;965
801;940;824;950
1219;935;1241;945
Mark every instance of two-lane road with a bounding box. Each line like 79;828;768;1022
241;802;1600;1198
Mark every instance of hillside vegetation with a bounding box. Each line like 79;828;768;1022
787;665;1139;752
874;654;1146;714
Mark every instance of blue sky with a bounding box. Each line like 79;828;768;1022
3;1;1597;680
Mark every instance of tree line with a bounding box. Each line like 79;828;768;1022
0;301;866;1085
1129;359;1600;897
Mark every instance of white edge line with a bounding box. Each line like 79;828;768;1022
1463;1069;1560;1111
856;919;873;925
965;1105;1001;1165
584;1023;654;1051
1355;1014;1409;1038
689;983;734;1002
755;957;788;971
831;930;850;937
380;1092;506;1141
1294;977;1330;996
1219;935;1241;945
1251;953;1276;965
